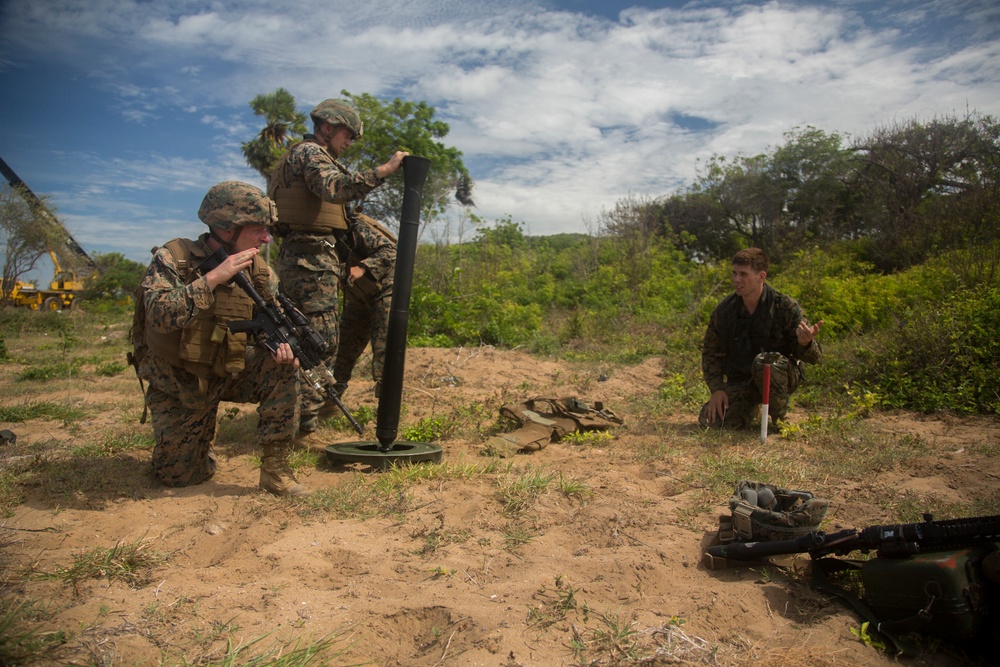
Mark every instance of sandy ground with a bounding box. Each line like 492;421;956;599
2;345;999;666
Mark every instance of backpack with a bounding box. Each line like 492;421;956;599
126;239;194;423
812;545;1000;655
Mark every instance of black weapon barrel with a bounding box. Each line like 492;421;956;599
706;531;832;561
861;514;1000;558
376;156;431;450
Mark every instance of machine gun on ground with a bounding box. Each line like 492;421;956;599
705;514;1000;651
200;246;364;436
705;513;1000;563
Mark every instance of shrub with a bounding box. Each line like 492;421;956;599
846;287;1000;414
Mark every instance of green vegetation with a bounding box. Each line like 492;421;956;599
84;251;147;300
406;225;999;416
0;598;68;665
32;536;169;589
496;467;554;516
400;414;454;442
0;401;87;423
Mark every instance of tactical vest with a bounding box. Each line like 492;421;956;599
140;238;271;380
483;396;624;457
269;146;349;234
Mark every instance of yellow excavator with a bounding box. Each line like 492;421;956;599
0;156;98;310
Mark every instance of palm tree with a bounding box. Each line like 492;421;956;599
241;88;307;178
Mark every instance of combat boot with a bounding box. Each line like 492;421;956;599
292;429;330;453
259;444;311;497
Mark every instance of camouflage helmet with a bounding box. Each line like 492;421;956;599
198;181;277;231
310;99;363;138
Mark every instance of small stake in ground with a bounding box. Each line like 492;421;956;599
760;363;771;443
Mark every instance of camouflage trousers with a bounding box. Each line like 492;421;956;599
144;347;299;487
277;242;341;433
698;352;802;430
333;280;391;397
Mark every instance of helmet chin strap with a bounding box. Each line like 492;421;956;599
209;227;242;252
319;123;340;156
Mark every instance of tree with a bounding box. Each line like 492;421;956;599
596;193;671;285
770;127;857;242
0;184;68;303
691;152;788;255
851;112;1000;270
661;190;737;261
84;252;147;299
241;88;308;178
656;127;855;263
337;90;473;231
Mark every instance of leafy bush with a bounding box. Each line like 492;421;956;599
97;361;126;377
401;415;454;442
776;245;959;338
404;223;997;415
17;360;83;382
845;287;1000;414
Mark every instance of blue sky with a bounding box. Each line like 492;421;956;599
1;0;998;280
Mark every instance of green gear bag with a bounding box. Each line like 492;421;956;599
813;544;1000;654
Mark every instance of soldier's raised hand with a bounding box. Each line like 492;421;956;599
377;151;410;178
204;248;258;291
796;319;824;346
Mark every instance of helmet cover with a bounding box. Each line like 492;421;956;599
198;181;277;231
310;98;363;138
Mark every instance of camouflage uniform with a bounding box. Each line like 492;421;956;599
271;136;395;430
333;217;395;397
699;283;821;429
137;233;299;486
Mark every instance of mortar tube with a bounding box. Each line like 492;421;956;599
376;156;431;450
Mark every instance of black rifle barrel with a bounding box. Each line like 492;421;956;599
376;156;431;450
860;514;1000;558
706;530;836;561
706;514;1000;562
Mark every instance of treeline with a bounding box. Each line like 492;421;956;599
653;111;1000;273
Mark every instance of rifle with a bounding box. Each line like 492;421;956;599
199;246;364;436
706;513;1000;563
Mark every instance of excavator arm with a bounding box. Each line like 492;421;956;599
1;156;97;308
0;156;98;279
